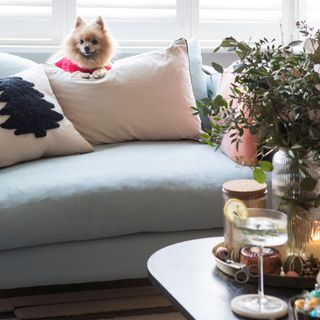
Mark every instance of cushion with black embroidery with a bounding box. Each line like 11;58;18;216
0;64;93;168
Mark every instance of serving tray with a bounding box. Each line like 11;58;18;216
212;242;316;289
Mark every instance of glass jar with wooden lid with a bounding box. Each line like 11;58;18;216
222;179;268;251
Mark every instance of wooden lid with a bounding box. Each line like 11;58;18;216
222;179;267;197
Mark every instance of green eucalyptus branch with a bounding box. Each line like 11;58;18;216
196;22;320;191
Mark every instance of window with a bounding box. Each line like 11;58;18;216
199;0;283;46
0;0;53;44
0;0;319;51
77;0;177;46
302;0;320;30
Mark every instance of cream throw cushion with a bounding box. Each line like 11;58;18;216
0;65;93;168
44;39;201;144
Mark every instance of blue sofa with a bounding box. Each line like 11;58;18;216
0;50;252;289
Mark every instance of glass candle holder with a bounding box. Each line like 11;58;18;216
295;212;320;259
222;179;267;251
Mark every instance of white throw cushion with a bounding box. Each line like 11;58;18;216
0;65;93;168
44;39;201;144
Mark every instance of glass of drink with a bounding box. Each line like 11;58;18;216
231;208;288;319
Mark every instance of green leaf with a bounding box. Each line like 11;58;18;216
237;41;251;52
253;68;269;76
221;37;238;48
253;167;266;184
211;62;224;74
298;169;307;179
288;150;295;158
231;85;241;94
288;40;303;47
300;177;317;191
212;94;226;107
233;62;246;73
201;98;214;105
291;144;303;150
199;133;210;139
313;46;320;64
258;160;273;172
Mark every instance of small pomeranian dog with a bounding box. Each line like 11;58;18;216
53;16;115;79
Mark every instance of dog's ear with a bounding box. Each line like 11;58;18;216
94;16;106;31
75;16;85;28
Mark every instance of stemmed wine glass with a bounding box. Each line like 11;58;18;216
231;208;288;319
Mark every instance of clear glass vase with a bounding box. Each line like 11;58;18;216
272;148;320;254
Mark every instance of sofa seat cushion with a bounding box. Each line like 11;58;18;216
0;141;252;251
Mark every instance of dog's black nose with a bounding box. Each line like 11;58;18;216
84;46;90;52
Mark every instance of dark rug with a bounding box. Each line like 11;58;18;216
0;279;186;320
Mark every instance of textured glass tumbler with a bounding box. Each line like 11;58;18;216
272;148;320;253
295;212;320;259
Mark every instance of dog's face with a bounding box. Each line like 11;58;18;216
73;17;105;57
65;16;114;69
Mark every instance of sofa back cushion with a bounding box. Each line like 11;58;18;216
0;53;37;77
44;39;201;145
186;38;208;102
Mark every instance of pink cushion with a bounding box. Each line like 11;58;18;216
218;64;258;166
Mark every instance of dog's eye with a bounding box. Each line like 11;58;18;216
92;39;98;45
79;39;84;44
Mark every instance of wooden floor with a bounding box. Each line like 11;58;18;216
0;279;186;320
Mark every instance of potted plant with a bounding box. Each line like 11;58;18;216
195;21;320;252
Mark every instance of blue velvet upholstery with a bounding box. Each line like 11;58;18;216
0;141;252;251
0;230;220;289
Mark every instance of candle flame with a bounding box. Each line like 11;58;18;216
311;224;320;241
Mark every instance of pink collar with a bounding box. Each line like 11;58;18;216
55;57;111;74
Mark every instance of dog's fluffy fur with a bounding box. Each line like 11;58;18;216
53;16;115;78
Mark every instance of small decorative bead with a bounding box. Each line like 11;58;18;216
309;306;320;318
308;298;320;311
294;298;305;310
286;271;299;277
283;255;304;276
230;247;241;262
215;247;230;262
302;255;320;277
312;289;320;298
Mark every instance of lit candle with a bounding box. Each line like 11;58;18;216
305;224;320;259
